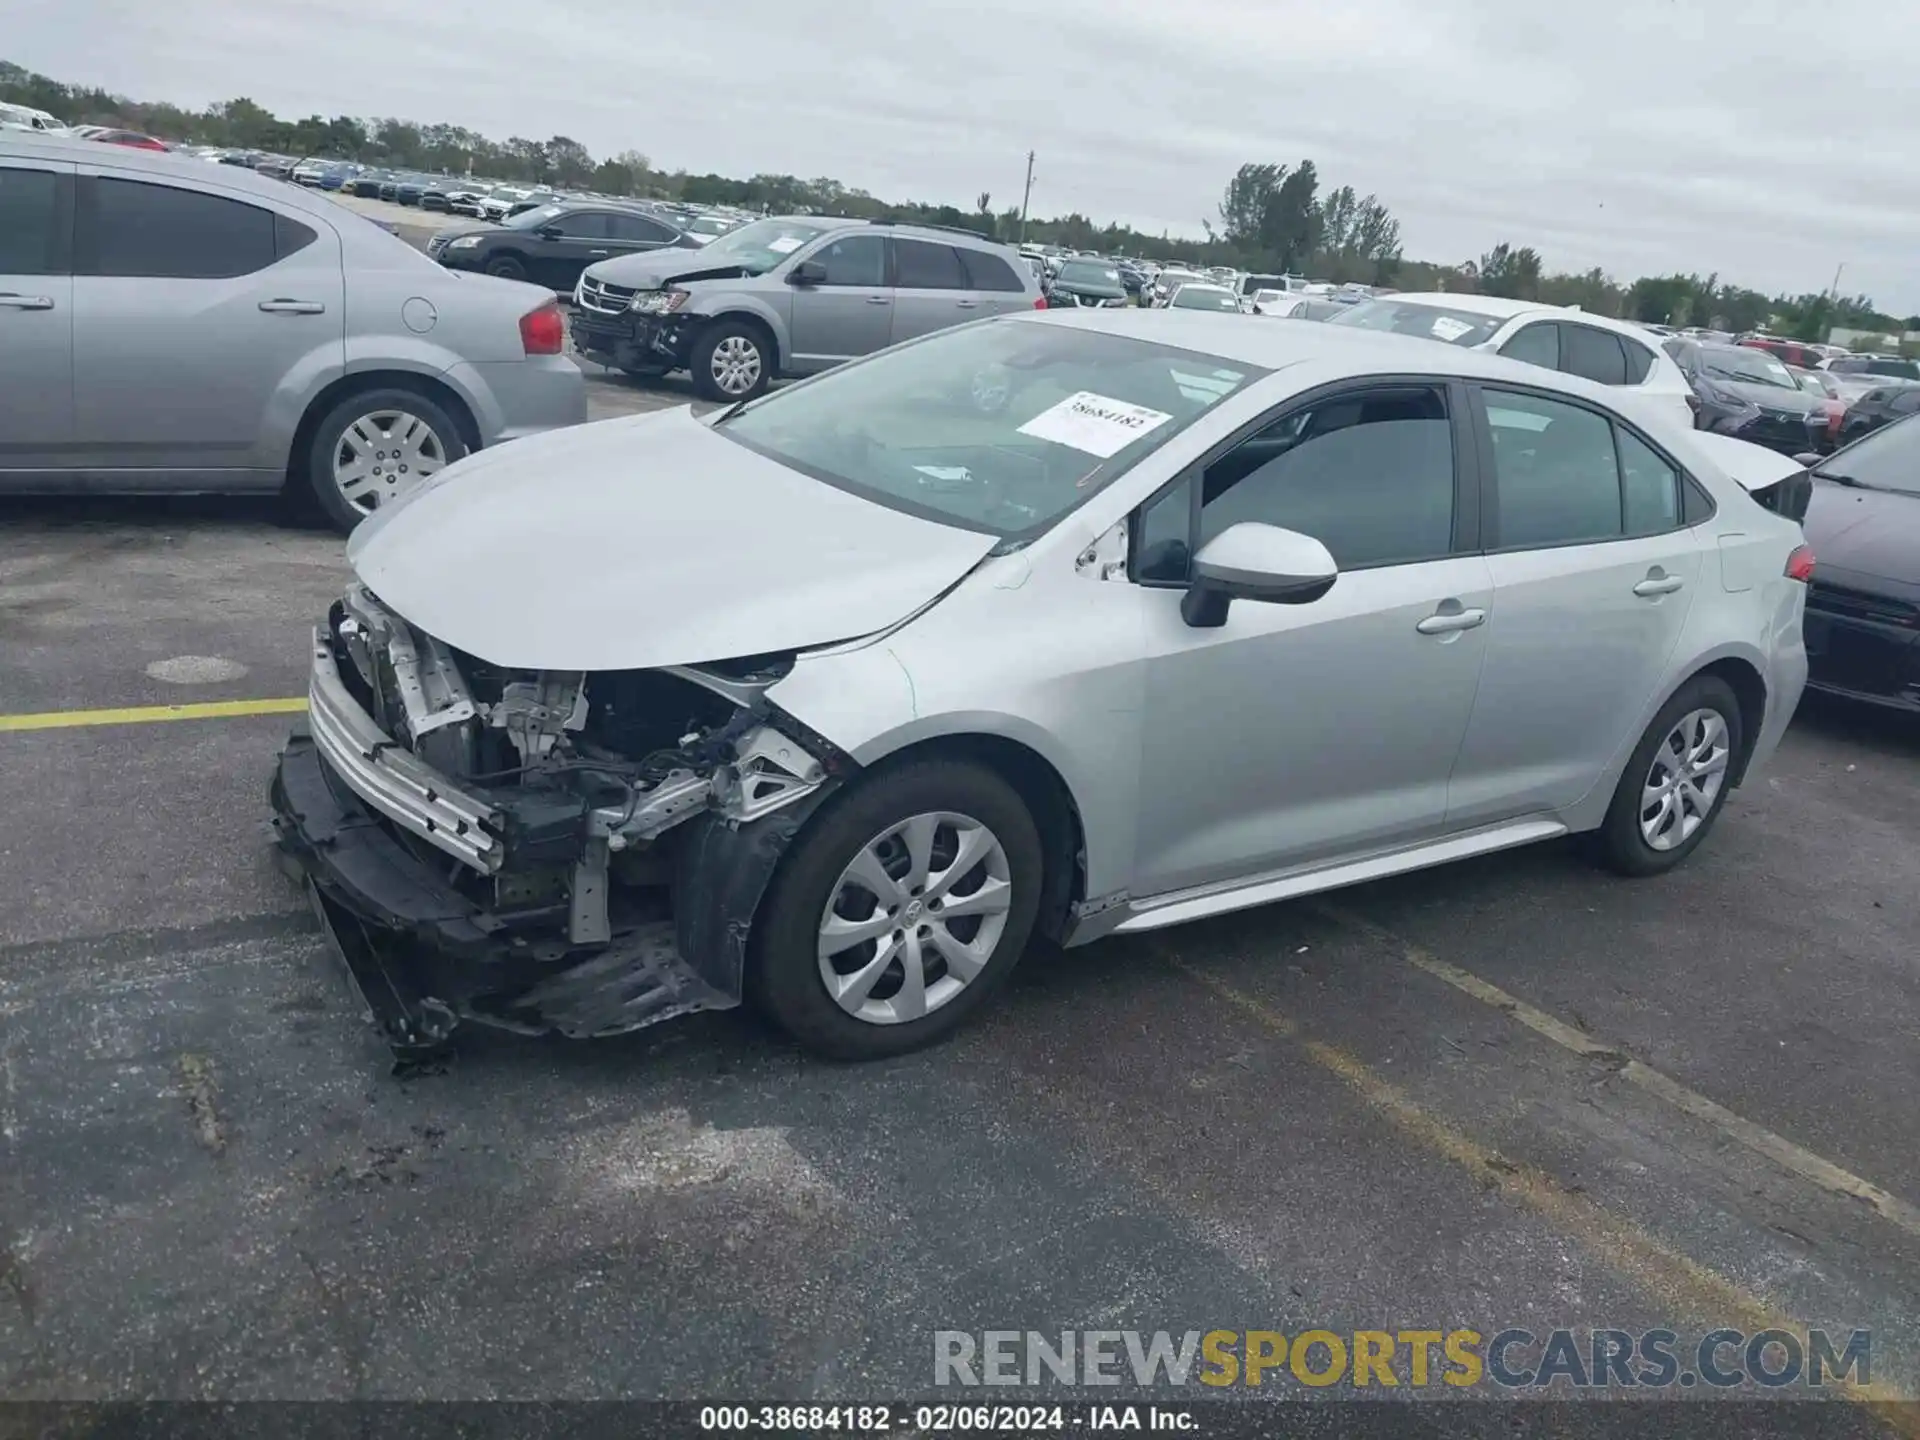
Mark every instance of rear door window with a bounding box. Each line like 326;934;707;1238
894;238;969;290
1560;325;1629;386
1500;322;1560;369
80;177;277;279
958;248;1026;292
1482;389;1624;547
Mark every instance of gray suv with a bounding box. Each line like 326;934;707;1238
0;132;586;532
569;216;1044;401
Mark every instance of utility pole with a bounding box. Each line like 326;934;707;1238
1018;150;1035;245
1827;262;1845;300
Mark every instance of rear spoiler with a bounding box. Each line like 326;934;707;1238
1686;432;1814;524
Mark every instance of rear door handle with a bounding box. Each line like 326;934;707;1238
0;293;54;310
1633;575;1686;597
865;295;892;305
587;249;610;256
955;299;980;309
259;299;326;315
1416;607;1487;635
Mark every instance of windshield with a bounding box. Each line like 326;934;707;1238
691;217;831;274
1171;287;1241;312
1057;261;1122;288
503;204;569;230
1700;347;1797;389
1327;298;1505;347
1820;414;1920;495
717;320;1266;537
687;216;734;236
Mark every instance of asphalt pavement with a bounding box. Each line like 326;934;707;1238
3;359;1920;1432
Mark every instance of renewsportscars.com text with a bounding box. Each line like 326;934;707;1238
933;1328;1871;1390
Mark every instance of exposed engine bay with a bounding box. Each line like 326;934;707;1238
269;583;843;1060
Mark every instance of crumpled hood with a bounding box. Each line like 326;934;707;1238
345;407;998;672
583;247;732;291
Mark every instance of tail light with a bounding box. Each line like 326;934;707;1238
1785;545;1816;582
519;302;565;356
1033;295;1047;309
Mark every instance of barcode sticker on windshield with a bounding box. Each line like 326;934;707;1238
1017;392;1173;458
767;236;805;254
1429;316;1475;342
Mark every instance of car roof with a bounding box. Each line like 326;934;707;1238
0;129;317;205
1019;307;1662;399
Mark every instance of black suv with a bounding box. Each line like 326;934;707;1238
427;201;692;291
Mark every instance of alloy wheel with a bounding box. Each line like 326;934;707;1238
1639;708;1730;851
331;409;449;513
709;335;763;396
817;811;1013;1025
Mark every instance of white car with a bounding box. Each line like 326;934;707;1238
1329;293;1696;433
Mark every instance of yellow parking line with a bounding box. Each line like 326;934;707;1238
1163;951;1917;1426
1316;902;1920;1245
0;698;308;733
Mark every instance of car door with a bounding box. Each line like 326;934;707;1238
1129;380;1495;895
0;157;75;479
1498;319;1560;372
958;247;1036;316
69;169;345;482
1444;385;1705;826
890;237;975;344
531;209;615;290
786;232;893;367
608;211;685;259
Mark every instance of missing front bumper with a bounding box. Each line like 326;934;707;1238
271;728;785;1060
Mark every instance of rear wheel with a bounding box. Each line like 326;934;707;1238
748;761;1044;1060
689;319;771;403
303;387;467;533
1593;675;1743;876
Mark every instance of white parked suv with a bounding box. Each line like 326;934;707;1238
1330;293;1696;433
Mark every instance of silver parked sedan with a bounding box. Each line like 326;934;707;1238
270;310;1811;1064
0;132;586;531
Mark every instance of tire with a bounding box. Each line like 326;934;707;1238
303;387;469;534
619;360;672;383
1592;675;1743;877
689;318;772;403
483;255;527;281
748;760;1045;1061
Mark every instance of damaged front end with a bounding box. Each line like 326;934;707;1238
269;585;847;1059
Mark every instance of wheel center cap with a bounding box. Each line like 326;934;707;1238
904;900;924;924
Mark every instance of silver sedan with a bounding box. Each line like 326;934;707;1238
270;309;1811;1063
0;131;586;532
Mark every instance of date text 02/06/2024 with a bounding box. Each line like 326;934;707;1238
697;1404;1193;1432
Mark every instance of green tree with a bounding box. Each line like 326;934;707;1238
1477;242;1543;300
1217;162;1283;248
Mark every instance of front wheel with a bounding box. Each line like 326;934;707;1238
1592;675;1743;877
483;256;527;281
689;319;772;403
748;760;1044;1060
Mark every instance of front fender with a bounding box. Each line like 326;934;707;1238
685;294;793;369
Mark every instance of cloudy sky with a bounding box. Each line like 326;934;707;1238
13;0;1920;310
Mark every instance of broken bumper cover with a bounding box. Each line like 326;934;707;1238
568;308;689;369
271;728;745;1054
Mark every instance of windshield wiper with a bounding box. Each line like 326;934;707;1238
1812;469;1874;489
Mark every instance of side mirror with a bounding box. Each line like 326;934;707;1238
1180;522;1338;628
533;224;562;240
787;260;827;286
1792;451;1822;468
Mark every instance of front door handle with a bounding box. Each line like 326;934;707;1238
1633;574;1686;598
1416;607;1487;635
0;293;55;310
258;299;326;315
955;299;980;309
865;295;892;305
587;249;610;256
